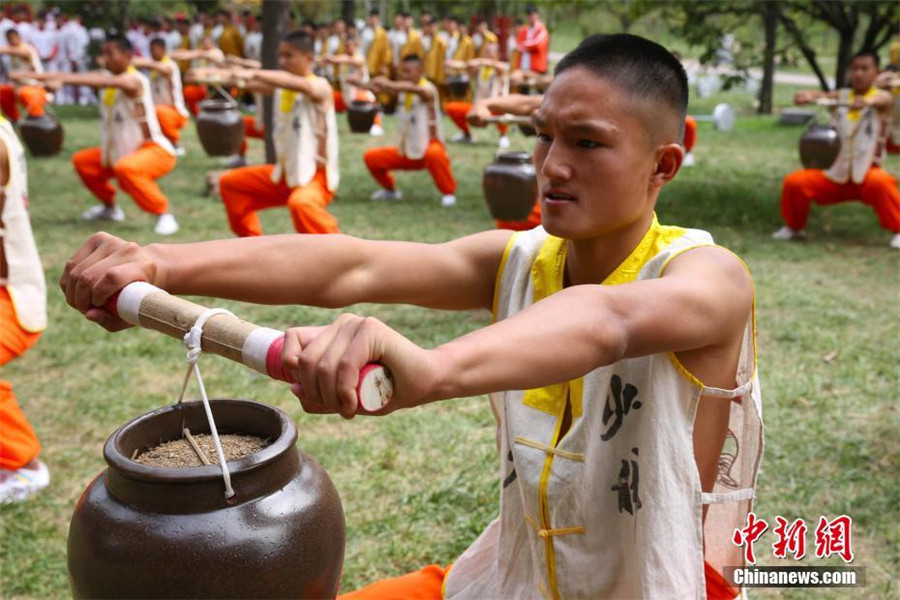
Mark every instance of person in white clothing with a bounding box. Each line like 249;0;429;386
25;34;179;235
60;30;763;600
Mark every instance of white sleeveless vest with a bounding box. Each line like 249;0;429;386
270;79;340;192
444;218;764;599
0;117;46;332
9;44;43;86
339;54;369;102
474;65;509;104
889;87;900;147
149;56;189;118
398;78;442;160
99;67;175;167
825;88;886;184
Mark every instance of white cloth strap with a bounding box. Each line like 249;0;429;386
177;307;237;499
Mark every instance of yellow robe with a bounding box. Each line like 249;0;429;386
399;28;424;61
477;30;498;57
423;34;447;85
366;26;392;76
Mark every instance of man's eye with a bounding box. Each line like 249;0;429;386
577;139;601;149
536;133;551;143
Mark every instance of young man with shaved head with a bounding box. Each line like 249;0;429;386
62;34;762;599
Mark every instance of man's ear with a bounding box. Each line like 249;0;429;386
651;143;683;188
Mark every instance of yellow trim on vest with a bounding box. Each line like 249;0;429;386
491;231;518;322
280;89;299;113
847;87;878;122
536;391;570;600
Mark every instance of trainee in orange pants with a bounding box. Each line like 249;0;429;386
0;84;48;120
219;165;338;236
0;288;42;471
444;101;509;138
155;105;189;145
183;84;207;116
239;114;265;156
364;140;457;194
337;561;737;599
684;115;697;152
780;167;900;232
496;199;541;231
72;143;176;215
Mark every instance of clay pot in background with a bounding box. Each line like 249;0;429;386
446;75;470;101
19;114;64;157
483;151;538;222
68;399;345;599
196;99;244;157
799;123;841;170
347;100;379;133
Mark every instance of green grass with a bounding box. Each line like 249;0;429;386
1;84;898;599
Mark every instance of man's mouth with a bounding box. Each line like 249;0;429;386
544;189;577;202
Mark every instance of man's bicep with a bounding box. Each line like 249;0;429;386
616;247;754;358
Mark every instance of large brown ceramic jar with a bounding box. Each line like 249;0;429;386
347;100;379;133
67;399;345;599
482;151;538;221
446;74;470;100
196;99;244;156
19;114;64;157
799;123;841;170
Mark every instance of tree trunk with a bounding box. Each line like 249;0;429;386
342;0;356;27
833;29;855;89
758;0;778;114
779;11;831;90
262;0;289;164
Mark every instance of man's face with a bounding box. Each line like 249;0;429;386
6;32;20;46
334;20;346;34
102;43;131;74
528;12;539;26
848;56;878;92
400;60;422;83
533;68;667;241
405;15;415;29
278;41;310;74
393;15;403;30
150;44;165;61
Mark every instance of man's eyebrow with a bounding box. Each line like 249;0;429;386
533;114;618;136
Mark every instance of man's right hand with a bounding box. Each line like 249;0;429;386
60;232;165;332
466;101;493;127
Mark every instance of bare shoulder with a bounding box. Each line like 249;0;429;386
663;245;753;299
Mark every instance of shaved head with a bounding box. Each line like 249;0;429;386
554;34;688;144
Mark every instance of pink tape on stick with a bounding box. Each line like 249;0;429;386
103;283;394;413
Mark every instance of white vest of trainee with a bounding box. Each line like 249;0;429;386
825;87;886;184
0;117;46;332
9;44;43;86
474;65;509;104
889;86;900;147
149;56;189;117
397;78;442;160
339;54;369;102
444;218;764;600
270;78;339;192
99;67;175;167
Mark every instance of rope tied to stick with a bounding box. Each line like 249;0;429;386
176;307;236;499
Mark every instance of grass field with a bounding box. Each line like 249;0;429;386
1;84;898;599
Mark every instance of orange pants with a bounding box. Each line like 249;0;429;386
72;143;176;215
684;116;697;152
364;141;457;195
0;84;48;120
219;165;338;236
0;288;42;471
239;114;265;156
338;562;736;599
444;101;509;137
496;199;542;231
183;84;207;116
155;105;189;145
780;167;900;232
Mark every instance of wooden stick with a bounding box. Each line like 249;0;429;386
483;114;533;125
183;428;213;466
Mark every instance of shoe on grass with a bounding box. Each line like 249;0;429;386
222;154;247;169
682;152;695;167
154;213;179;236
450;133;472;144
498;135;510;149
890;233;900;250
369;124;384;137
441;194;457;207
371;188;402;201
772;226;806;241
0;460;50;504
82;204;125;222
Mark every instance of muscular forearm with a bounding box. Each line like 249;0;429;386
44;72;135;91
483;93;541;116
431;285;627;400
